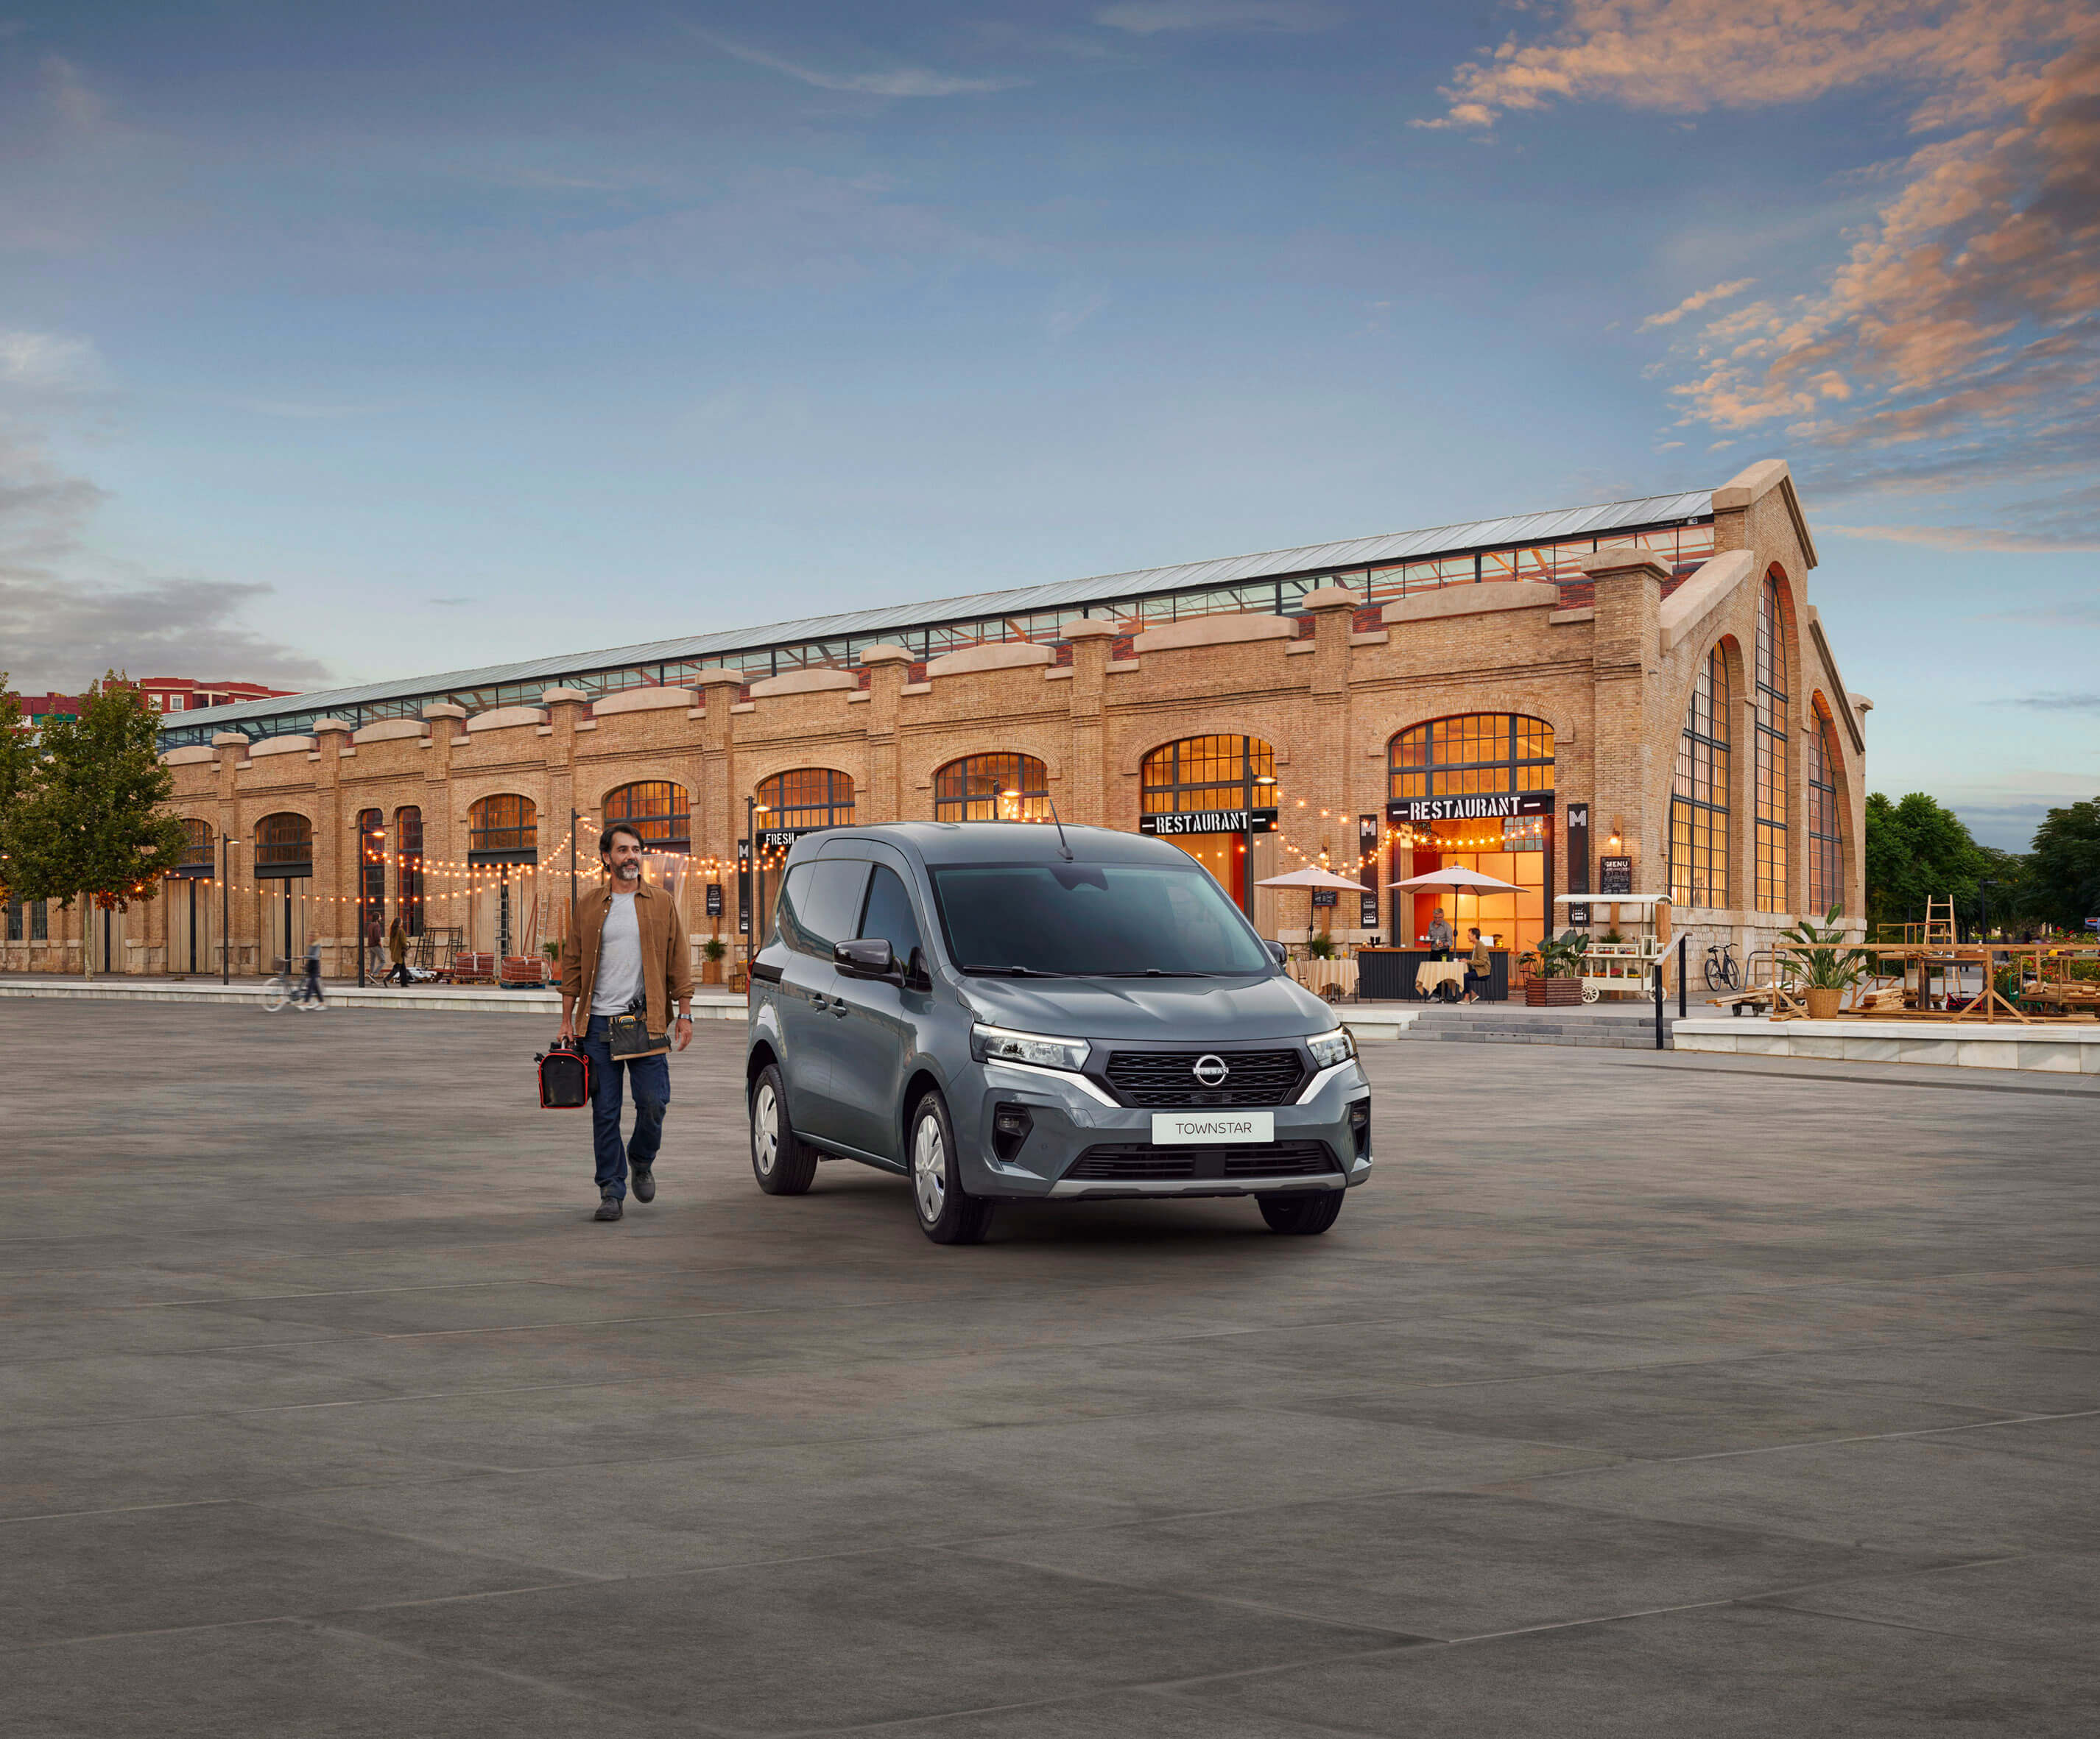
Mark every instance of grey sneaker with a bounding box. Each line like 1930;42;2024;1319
630;1164;655;1204
594;1196;623;1222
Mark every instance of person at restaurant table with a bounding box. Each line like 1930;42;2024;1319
1426;908;1454;959
1462;928;1492;1003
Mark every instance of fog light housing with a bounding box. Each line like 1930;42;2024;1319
992;1103;1034;1161
1347;1097;1371;1159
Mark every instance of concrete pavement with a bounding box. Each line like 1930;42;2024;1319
1;1001;2094;1735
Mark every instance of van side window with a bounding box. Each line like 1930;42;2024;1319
792;859;872;957
858;864;924;965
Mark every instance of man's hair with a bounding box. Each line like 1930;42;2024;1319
599;821;646;855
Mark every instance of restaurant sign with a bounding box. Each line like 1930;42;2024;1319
1139;808;1278;836
1388;791;1554;825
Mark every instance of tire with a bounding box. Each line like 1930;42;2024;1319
1724;956;1742;990
1258;1190;1344;1235
1703;956;1722;991
1580;984;1599;1003
909;1089;993;1246
261;976;289;1012
750;1064;819;1196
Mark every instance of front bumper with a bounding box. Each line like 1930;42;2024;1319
967;1056;1373;1201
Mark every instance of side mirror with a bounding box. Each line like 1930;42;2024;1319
834;937;895;979
1267;940;1289;966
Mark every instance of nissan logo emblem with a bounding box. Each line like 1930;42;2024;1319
1192;1054;1230;1087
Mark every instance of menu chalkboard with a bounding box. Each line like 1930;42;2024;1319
1599;856;1634;895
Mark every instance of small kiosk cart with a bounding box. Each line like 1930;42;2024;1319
1553;893;1671;1003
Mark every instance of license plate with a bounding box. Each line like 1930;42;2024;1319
1151;1111;1275;1145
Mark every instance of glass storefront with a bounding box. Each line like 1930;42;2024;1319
1140;735;1277;909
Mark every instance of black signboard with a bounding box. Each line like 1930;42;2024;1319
1358;813;1381;930
1599;856;1634;895
1311;888;1338;908
1566;802;1591;925
1387;790;1554;825
1138;807;1278;837
736;839;751;935
756;825;825;853
705;883;723;918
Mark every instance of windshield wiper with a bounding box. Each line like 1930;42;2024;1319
1099;969;1210;978
962;964;1070;977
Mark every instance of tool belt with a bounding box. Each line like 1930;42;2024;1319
605;998;669;1060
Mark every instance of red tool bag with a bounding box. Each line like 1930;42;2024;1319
536;1040;592;1110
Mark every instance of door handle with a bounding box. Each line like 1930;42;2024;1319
829;999;850;1017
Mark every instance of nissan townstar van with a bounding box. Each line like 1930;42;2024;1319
744;822;1372;1244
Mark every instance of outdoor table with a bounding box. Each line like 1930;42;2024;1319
1416;959;1467;1000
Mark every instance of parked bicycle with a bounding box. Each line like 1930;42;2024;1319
1702;941;1741;991
261;955;328;1012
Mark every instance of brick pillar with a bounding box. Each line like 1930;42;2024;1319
690;671;745;896
1063;622;1117;825
311;719;353;975
420;705;466;942
211;734;247;973
1582;547;1669;897
859;646;912;822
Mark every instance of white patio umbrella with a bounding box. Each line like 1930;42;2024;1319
1256;865;1367;942
1387;865;1526;950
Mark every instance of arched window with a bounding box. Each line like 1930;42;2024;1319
396;807;424;936
757;769;854;831
1387;715;1554;800
356;809;387;929
254;812;312;876
1671;647;1730;908
1140;735;1275;909
1755;576;1790;912
1807;707;1842;916
604;781;691;852
179;818;214;868
934;753;1049;822
468;794;537;862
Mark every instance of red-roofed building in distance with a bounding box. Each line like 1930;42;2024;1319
138;677;300;715
15;694;81;730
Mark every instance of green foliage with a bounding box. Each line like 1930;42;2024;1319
2023;797;2100;933
0;677;33;901
1521;928;1589;979
1778;905;1871;990
3;674;188;912
702;936;726;962
1864;791;1991;936
1306;932;1336;960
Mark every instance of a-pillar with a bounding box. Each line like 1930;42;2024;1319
1580;546;1670;897
858;646;912;822
1063;621;1118;825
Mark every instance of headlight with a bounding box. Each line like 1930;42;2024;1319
970;1023;1091;1073
1307;1026;1356;1068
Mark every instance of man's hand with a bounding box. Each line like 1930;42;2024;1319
673;1015;693;1053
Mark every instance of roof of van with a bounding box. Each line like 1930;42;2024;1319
811;821;1177;868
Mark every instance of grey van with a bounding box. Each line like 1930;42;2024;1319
744;821;1371;1244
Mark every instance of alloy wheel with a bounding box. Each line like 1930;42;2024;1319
912;1114;945;1222
753;1082;779;1176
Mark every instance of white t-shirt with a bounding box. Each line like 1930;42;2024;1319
591;891;644;1015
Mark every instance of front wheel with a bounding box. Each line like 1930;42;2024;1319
261;976;289;1012
1723;954;1742;990
750;1064;819;1195
909;1090;993;1246
1258;1191;1343;1235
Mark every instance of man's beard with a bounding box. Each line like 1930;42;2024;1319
612;861;641;881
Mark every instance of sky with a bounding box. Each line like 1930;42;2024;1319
0;0;2094;848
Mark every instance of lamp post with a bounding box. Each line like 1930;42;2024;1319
744;796;770;959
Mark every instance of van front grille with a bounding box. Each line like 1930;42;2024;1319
1065;1141;1338;1182
1099;1048;1306;1107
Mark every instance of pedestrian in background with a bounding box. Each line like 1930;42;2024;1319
557;822;694;1221
386;917;411;985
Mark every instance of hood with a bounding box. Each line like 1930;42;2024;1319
956;971;1337;1043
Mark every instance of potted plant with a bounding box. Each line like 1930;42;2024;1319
1520;928;1588;1006
702;935;727;985
1778;906;1868;1020
1306;932;1336;961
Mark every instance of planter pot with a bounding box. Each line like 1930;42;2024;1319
1804;987;1842;1020
1525;976;1584;1008
702;959;724;986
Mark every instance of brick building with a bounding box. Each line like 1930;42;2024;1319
3;459;1865;981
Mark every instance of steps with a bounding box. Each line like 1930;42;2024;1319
1395;1003;1676;1050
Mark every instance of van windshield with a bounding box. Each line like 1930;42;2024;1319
931;862;1273;978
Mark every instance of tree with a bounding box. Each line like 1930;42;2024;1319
0;677;33;905
1864;791;1992;938
5;673;188;976
2024;797;2100;934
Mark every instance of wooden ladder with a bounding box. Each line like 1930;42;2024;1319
1922;896;1957;947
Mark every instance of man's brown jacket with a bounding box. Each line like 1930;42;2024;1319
560;880;694;1036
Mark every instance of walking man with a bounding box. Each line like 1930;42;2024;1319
557;823;694;1221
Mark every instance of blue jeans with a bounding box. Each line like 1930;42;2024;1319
579;1015;670;1200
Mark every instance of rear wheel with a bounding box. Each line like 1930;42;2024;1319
261;976;289;1012
750;1064;818;1195
1258;1190;1344;1235
909;1090;993;1246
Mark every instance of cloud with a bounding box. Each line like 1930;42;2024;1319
1993;691;2100;709
1095;1;1343;33
0;328;107;393
1985;599;2100;624
0;431;325;693
426;596;477;607
1417;3;2100;537
694;31;1023;97
1638;278;1755;331
1827;521;2100;552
